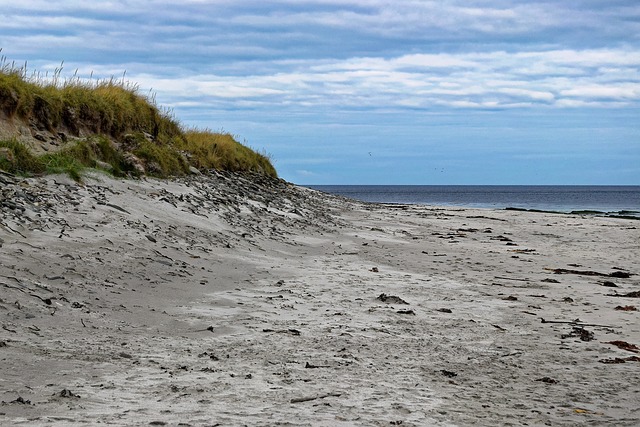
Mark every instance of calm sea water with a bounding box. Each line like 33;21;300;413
307;185;640;216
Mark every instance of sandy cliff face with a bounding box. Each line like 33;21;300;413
0;109;105;158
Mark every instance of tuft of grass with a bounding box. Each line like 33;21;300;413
181;130;277;178
39;151;85;181
132;134;189;176
0;138;46;175
0;56;182;143
0;53;277;180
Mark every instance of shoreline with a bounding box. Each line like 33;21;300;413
1;172;639;426
350;200;640;219
306;184;640;219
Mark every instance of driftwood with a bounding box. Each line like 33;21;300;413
540;318;615;328
1;281;52;305
545;268;632;278
0;223;27;238
305;362;330;369
153;250;174;262
605;341;640;353
600;356;640;364
105;203;130;214
290;392;342;403
262;328;301;336
494;276;530;282
607;291;640;298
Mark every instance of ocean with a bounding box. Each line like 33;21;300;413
307;185;640;218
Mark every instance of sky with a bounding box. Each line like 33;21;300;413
1;0;639;185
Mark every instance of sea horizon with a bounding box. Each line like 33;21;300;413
306;184;640;217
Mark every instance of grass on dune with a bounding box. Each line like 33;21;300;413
0;136;134;180
0;54;277;181
181;130;277;177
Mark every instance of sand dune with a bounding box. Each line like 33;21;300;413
1;171;639;426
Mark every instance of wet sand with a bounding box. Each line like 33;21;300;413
1;171;639;426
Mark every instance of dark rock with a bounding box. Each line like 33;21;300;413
535;377;558;384
33;131;49;142
441;369;457;378
4;396;31;405
57;389;80;398
609;271;632;279
561;326;594;341
377;293;409;305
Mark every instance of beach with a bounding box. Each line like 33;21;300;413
1;171;639;426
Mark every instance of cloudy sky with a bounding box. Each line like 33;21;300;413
2;1;639;184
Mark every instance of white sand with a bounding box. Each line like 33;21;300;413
1;172;639;426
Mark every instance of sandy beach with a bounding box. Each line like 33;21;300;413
1;171;639;426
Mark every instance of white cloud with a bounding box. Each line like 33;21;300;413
560;84;640;100
295;169;317;177
3;1;639;112
119;47;639;112
497;88;555;103
393;54;476;69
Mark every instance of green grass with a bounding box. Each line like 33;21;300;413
0;136;136;180
181;130;277;177
39;152;85;182
0;54;277;181
0;138;46;175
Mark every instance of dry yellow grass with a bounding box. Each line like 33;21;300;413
0;55;276;180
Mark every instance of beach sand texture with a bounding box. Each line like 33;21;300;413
1;171;639;426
